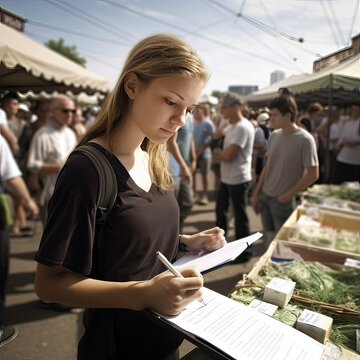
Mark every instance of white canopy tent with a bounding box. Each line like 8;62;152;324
246;53;360;182
199;93;219;105
245;54;360;108
0;23;109;95
244;73;309;105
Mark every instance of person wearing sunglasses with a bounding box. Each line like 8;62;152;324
27;94;77;225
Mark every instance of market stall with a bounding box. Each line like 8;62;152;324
244;54;360;109
273;184;360;257
230;240;360;359
0;22;109;95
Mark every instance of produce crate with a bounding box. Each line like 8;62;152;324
300;195;360;217
230;240;360;360
301;184;360;217
304;184;360;203
274;206;360;260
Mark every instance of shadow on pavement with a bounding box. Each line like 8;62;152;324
10;250;37;261
6;272;35;295
5;300;73;326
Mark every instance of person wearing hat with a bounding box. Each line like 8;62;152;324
254;112;271;180
213;92;254;262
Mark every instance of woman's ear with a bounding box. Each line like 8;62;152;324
124;72;138;100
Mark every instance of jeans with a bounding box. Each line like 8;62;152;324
260;192;295;234
173;177;194;222
216;181;250;240
0;226;9;329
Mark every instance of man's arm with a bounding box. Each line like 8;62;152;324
6;176;38;216
212;120;228;140
216;144;239;162
167;133;192;182
39;163;63;175
27;134;63;176
251;160;268;214
189;137;197;174
277;166;319;204
253;141;265;149
0;125;19;154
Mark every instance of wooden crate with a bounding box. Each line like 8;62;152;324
304;184;360;203
230;240;360;360
301;184;360;217
300;195;360;217
274;207;360;260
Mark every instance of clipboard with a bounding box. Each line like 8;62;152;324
145;287;325;360
173;232;263;274
145;310;234;360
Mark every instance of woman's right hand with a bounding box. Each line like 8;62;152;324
143;268;203;316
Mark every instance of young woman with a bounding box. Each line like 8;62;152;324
34;34;225;360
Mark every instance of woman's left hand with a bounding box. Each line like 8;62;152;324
180;227;226;253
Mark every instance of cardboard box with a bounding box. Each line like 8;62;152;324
296;309;333;344
275;207;360;260
263;277;295;308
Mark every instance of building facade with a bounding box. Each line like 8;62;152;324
313;34;360;72
270;70;285;85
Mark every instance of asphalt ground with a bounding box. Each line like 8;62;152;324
0;176;268;360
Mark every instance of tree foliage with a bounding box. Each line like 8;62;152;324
45;38;86;67
211;90;225;99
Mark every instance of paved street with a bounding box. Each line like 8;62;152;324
1;181;267;360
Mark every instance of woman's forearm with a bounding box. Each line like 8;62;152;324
35;263;147;310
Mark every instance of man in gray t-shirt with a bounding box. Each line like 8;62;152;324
252;95;319;241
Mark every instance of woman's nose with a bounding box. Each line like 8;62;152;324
170;109;186;127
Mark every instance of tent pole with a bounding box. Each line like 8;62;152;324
324;75;333;183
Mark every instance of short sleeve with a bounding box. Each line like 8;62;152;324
254;128;265;143
302;133;319;168
34;153;99;276
0;109;8;126
230;123;247;149
0;135;21;182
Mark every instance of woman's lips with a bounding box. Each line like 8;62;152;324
161;128;175;136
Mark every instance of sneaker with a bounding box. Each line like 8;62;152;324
0;326;18;348
198;195;209;205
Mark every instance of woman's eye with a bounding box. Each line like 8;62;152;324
165;98;176;106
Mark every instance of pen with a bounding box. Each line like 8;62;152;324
156;251;206;306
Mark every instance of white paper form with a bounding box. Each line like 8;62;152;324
161;288;325;360
173;232;263;273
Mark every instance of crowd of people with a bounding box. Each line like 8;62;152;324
170;90;359;257
0;33;359;358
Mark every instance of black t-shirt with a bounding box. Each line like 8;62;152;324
35;143;183;359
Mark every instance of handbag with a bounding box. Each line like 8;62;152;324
0;194;13;228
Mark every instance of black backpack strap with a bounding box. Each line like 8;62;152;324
72;144;118;224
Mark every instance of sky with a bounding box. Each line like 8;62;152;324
1;0;359;95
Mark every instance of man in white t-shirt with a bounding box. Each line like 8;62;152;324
27;94;77;224
252;95;319;243
213;92;254;261
0;106;18;155
0;135;38;347
333;104;360;184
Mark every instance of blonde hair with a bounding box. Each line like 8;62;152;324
79;34;209;191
